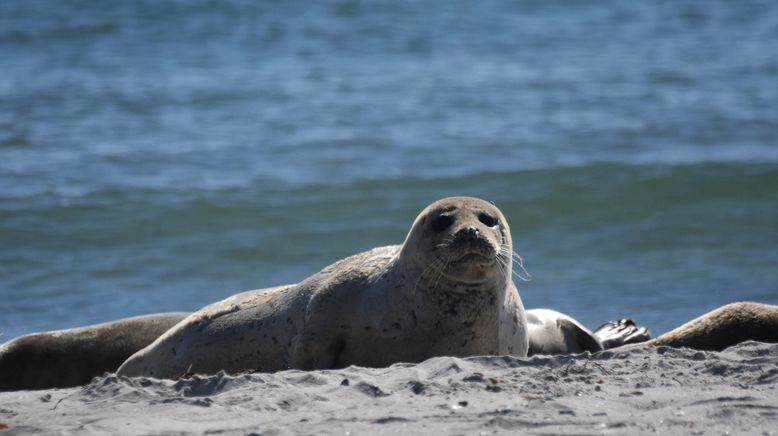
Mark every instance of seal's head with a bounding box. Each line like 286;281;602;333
400;197;512;287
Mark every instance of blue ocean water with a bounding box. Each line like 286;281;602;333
1;0;777;341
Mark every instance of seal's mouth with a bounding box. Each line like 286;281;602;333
424;242;504;287
423;232;506;286
453;251;494;265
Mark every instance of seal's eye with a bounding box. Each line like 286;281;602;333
478;213;498;227
430;214;454;232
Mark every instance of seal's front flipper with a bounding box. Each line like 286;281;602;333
593;318;651;350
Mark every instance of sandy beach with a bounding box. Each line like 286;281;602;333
1;341;776;435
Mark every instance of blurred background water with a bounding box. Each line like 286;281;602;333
1;0;777;342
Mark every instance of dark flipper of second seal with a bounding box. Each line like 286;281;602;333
593;318;652;350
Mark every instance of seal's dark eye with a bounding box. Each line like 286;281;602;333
430;215;454;232
478;213;498;227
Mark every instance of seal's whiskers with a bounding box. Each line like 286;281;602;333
499;246;532;282
431;256;451;294
413;256;446;293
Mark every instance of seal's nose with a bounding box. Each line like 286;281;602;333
457;226;480;241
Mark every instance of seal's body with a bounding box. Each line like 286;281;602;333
647;302;778;351
118;197;528;378
0;313;187;391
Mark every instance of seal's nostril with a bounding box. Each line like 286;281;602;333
458;226;479;240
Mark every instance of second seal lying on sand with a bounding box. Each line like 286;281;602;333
118;197;529;378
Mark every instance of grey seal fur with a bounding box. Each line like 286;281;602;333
0;312;188;391
646;301;778;351
117;196;528;379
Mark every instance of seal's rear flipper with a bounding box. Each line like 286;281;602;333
593;318;651;350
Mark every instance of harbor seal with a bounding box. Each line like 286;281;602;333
117;196;528;378
0;312;188;391
526;309;651;355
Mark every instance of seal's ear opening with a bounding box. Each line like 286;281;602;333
430;214;454;232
